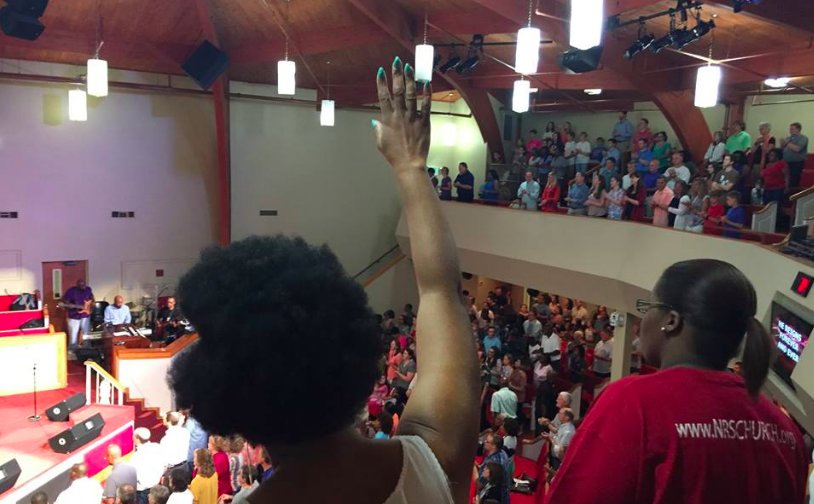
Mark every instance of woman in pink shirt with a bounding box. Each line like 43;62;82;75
650;176;674;227
208;436;232;499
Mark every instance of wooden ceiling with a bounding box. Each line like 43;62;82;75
0;0;812;106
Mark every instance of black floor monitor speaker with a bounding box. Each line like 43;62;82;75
48;413;105;454
559;45;604;74
0;459;22;494
182;40;229;91
6;0;49;17
46;392;86;422
0;8;45;40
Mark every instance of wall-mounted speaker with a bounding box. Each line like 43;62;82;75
559;46;604;74
46;392;86;422
182;40;229;91
0;8;44;40
0;459;21;494
48;413;105;454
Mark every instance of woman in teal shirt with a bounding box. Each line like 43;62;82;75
652;131;672;171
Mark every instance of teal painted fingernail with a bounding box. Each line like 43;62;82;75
377;67;385;78
393;56;402;67
404;63;412;73
371;119;379;128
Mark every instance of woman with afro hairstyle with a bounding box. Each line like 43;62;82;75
169;57;479;504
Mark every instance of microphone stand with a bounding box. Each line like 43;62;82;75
28;361;41;421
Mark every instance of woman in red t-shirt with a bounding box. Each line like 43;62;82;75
545;260;808;504
760;148;788;204
541;173;561;212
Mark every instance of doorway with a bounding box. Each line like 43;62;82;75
42;260;88;334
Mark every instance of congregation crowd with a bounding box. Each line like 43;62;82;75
429;112;810;238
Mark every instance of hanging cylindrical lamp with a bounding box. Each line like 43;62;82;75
320;100;335;127
277;59;296;95
512;79;531;113
415;6;434;82
87;58;108;97
570;0;604;50
694;64;721;108
68;89;88;122
515;27;541;75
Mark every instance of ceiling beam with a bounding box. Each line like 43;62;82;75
348;0;505;159
462;68;635;90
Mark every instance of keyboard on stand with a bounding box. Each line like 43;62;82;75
780;239;814;261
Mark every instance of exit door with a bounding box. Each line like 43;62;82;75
42;261;88;334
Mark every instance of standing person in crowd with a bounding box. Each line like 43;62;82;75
592;329;613;378
483;327;502;354
547;260;809;503
751;122;776;178
606;175;626;221
541;172;561;212
564;134;578;179
632;118;653;155
550;145;569;202
55;463;103;504
161;412;191;472
668;181;691;230
651;177;674;228
517;171;541;211
549;408;576;469
651;132;672;170
761;148;788;204
392;348;416;390
540;324;562;372
131;428;165;504
255;447;274;484
622;160;636;190
526;129;543;154
704;190;726;231
611;111;634;152
634;138;653;173
624;172;646;221
598;157;618;190
703;131;726;168
523;311;543;341
781;122;809;188
207;437;232;499
166;468;193;504
479;169;501;203
543;122;557;140
710;154;740;193
643;160;661;192
603;138;621;166
561;122;575;144
227;436;245;494
116;485;136;504
475;434;510;504
686;178;708;233
574;132;592;174
663;152;691;191
512;139;527;166
231;465;259;504
585;173;608;218
189;449;218;504
148;486;170;504
386;339;403;384
62;279;94;355
103;445;137;504
453;162;475;202
490;381;518;421
725;120;752;154
183;411;209;475
438;166;452;201
591;137;606;162
566;171;589;216
427;167;438;191
721;191;746;239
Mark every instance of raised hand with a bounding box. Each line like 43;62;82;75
373;57;432;174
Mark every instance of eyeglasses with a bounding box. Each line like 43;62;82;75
635;299;674;314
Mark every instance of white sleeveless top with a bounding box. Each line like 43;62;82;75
382;436;454;504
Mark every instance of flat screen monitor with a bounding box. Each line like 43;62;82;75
770;301;813;389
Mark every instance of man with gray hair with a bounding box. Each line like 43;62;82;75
130;428;165;504
781;122;809;188
147;485;170;504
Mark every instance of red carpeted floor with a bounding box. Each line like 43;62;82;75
0;362;135;499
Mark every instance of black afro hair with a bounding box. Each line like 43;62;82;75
169;235;381;445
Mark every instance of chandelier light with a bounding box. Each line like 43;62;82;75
415;6;434;82
694;64;721;108
512;79;531;113
570;0;603;50
68;89;87;121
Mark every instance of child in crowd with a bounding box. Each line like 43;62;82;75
721;191;746;238
704;190;726;232
751;177;764;205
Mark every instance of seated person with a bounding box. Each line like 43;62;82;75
156;296;184;340
721;191;746;238
474;463;506;504
104;295;132;326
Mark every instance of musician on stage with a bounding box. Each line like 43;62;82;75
104;295;132;326
63;279;94;353
156;296;183;341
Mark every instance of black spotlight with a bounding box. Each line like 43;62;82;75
624;34;655;59
691;19;715;38
650;32;675;53
456;33;483;74
671;28;695;49
432;52;442;67
439;55;461;73
560;45;604;74
0;0;49;40
732;0;762;12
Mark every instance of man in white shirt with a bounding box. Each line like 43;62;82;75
523;311;543;341
160;411;191;469
564;138;578;172
517;171;541;210
664;152;691;190
131;428;166;502
104;295;132;325
622;160;636;190
540;325;562;372
571;300;590;323
55;463;103;504
574;132;592;174
593;329;614;377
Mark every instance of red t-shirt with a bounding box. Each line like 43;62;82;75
761;160;787;190
545;368;807;504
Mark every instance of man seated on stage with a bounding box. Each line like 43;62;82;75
63;280;94;353
156;297;183;341
54;462;103;504
104;296;132;326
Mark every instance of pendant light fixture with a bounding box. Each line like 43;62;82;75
320;61;334;126
570;0;604;50
87;3;107;97
414;5;434;82
68;88;88;121
512;78;531;113
277;0;296;95
515;0;540;75
694;45;721;108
